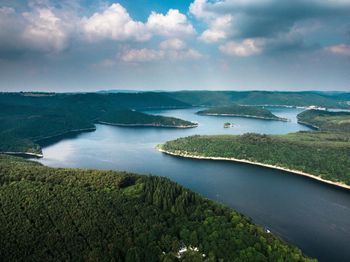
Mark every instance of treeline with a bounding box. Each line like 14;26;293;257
0;155;314;261
0;93;194;154
161;132;350;185
168;91;350;108
197;104;286;121
99;110;196;127
297;110;350;132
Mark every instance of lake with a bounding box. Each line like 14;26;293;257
36;107;350;261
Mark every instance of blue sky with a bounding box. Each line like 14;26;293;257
0;0;349;91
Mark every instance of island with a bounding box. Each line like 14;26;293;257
158;132;350;188
224;122;233;128
297;109;350;132
197;104;288;121
0;155;314;261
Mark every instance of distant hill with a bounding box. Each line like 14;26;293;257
165;91;350;109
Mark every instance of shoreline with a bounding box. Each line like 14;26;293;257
296;120;320;130
98;121;198;128
198;113;288;122
3;127;98;159
0;151;43;158
158;148;350;191
34;127;97;143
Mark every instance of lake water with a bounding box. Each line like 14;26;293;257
36;107;350;261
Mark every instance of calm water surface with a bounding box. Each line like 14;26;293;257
37;107;350;261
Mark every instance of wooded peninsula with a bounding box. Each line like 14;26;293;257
197;105;287;121
159;132;350;187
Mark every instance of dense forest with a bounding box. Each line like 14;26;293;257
0;93;195;154
1;91;349;154
167;91;350;108
197;105;287;121
297;110;350;132
99;110;197;127
160;132;350;186
0;155;314;261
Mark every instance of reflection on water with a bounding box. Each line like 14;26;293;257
36;107;350;262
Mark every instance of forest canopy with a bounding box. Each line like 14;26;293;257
297;110;350;132
0;155;314;261
160;132;350;186
0;93;195;154
197;104;287;121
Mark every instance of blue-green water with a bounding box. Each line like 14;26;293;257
37;108;350;261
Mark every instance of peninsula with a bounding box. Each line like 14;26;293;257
158;132;350;188
297;109;350;132
98;110;197;128
0;93;196;156
197;104;288;121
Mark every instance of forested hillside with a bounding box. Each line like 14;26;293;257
99;110;197;127
167;91;350;108
160;132;350;186
297;110;350;132
0;93;194;155
197;105;287;121
0;155;313;261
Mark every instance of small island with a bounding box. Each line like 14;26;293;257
158;132;350;188
197;104;288;121
223;122;233;128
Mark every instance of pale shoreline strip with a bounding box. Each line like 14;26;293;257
34;127;97;142
1;152;43;158
198;113;288;122
158;148;350;191
98;121;198;128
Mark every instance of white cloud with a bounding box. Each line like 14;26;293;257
121;46;202;63
219;39;262;56
146;9;195;37
121;48;165;62
22;8;69;52
199;15;233;43
1;2;197;56
81;5;195;42
169;49;202;60
160;38;186;50
0;6;71;52
190;0;350;57
189;0;214;19
81;3;150;42
325;44;350;56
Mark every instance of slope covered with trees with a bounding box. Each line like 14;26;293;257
160;132;350;186
0;155;313;261
167;91;350;109
297;110;350;132
0;93;195;155
197;105;287;121
99;110;197;128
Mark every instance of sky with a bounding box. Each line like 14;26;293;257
0;0;349;92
